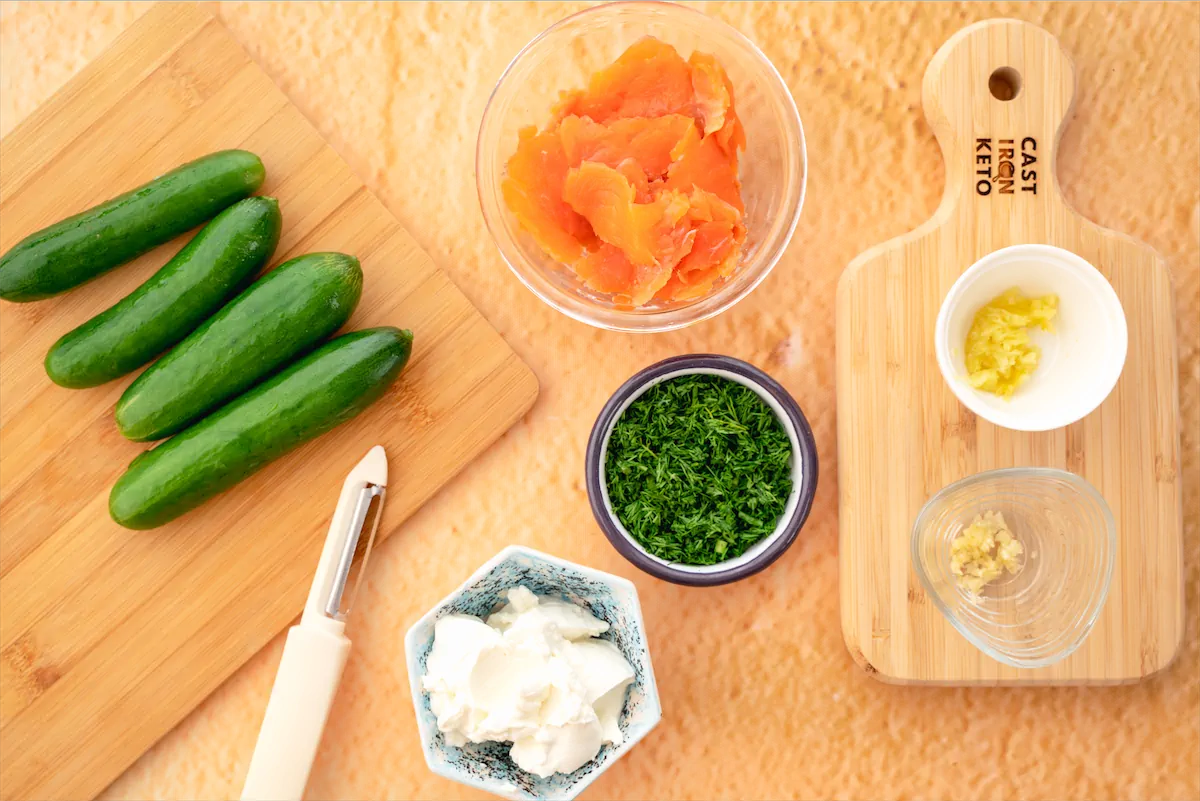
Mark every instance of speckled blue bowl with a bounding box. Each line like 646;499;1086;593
403;546;662;801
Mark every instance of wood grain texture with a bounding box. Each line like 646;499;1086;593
836;19;1182;685
0;5;537;799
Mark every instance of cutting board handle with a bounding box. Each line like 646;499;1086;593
922;18;1076;210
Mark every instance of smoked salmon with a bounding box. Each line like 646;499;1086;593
503;36;747;306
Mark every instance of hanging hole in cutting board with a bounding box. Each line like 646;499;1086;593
989;67;1022;100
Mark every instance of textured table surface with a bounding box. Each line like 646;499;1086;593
1;2;1197;800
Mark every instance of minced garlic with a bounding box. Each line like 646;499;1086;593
949;511;1024;595
964;288;1058;397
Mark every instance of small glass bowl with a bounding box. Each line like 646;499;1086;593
911;468;1115;669
477;1;806;332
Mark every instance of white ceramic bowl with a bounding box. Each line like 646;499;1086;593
935;244;1127;432
403;546;661;801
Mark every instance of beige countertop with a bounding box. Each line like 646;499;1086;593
1;2;1196;799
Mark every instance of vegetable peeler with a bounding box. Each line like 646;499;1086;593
241;446;388;800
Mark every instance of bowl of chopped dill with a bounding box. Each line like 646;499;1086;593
586;354;817;586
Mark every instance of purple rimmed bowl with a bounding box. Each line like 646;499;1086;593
585;354;818;586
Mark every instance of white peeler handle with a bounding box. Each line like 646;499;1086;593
241;621;350;801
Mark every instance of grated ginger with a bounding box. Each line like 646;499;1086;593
964;288;1058;397
949;511;1024;595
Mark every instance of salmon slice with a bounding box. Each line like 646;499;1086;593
575;242;635;295
550;89;585;125
562;161;693;269
689;52;730;135
676;221;738;279
669;122;701;164
502;126;595;263
559;114;698;179
687;187;741;224
654;271;688;302
689;52;746;155
615;158;652;202
654;264;721;302
655;217;740;302
555;37;694;122
667;274;717;301
665;133;744;212
716;107;747;156
576;243;674;306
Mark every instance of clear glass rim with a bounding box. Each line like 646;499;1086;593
475;0;807;333
910;467;1117;669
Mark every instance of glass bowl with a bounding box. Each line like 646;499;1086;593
911;468;1115;669
476;1;806;332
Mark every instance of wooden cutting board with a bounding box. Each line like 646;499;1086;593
0;5;537;798
836;19;1183;685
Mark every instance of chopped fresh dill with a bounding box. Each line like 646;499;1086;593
604;374;793;566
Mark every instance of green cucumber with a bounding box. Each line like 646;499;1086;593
44;196;281;389
109;327;413;530
0;150;265;302
115;252;363;442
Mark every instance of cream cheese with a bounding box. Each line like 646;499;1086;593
421;586;635;777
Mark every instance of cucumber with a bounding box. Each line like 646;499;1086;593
44;196;281;389
109;327;413;530
115;252;363;442
0;150;265;302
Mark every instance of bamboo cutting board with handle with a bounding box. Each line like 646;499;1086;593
836;19;1182;685
0;5;537;798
